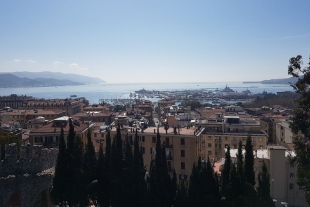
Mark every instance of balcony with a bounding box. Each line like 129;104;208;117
166;155;173;160
165;144;173;149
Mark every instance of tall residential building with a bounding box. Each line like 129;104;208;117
230;146;308;207
92;125;204;181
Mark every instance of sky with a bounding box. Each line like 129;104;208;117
1;0;310;83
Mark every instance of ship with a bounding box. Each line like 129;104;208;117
135;88;148;94
70;95;77;97
222;85;234;93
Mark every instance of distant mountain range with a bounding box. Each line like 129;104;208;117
243;77;299;84
0;72;106;88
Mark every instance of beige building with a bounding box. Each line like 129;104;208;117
29;116;93;147
196;116;267;160
230;146;308;207
275;120;293;144
92;126;204;181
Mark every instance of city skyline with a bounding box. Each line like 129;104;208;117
1;0;310;83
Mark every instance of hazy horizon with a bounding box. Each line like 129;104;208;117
1;1;310;83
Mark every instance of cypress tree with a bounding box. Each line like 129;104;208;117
244;183;259;207
149;131;172;207
229;163;239;207
174;180;188;207
188;158;204;207
205;157;220;206
221;145;231;199
65;119;76;207
244;134;255;186
257;161;275;207
83;129;97;204
70;135;86;206
110;125;123;206
236;141;245;206
132;130;147;207
97;144;107;207
51;126;67;206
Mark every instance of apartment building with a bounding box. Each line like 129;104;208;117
29;116;93;147
230;146;308;207
0;109;66;125
92;125;204;181
158;99;175;108
19;98;88;116
196;115;267;160
275;120;293;144
72;111;113;125
0;94;34;109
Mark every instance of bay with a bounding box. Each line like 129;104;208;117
0;82;293;104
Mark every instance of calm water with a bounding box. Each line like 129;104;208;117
0;82;293;104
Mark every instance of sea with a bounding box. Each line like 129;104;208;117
0;82;293;104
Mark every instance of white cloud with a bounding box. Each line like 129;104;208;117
69;62;88;71
53;60;64;65
14;59;21;62
27;59;37;63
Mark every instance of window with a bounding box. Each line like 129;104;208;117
181;138;185;145
233;145;237;149
290;163;294;168
142;136;145;142
289;183;294;190
290;173;294;178
56;136;59;143
152;137;156;143
259;145;263;149
101;134;104;138
208;151;212;155
208;136;211;140
215;144;217;148
142;147;145;154
150;148;152;154
219;144;221;148
225;137;228;141
225;144;229;148
181;150;185;157
208;143;212;148
94;133;97;138
181;162;185;170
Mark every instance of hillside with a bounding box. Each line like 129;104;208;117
9;71;105;84
0;73;83;87
243;76;299;84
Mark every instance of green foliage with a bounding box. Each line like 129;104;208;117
244;135;255;186
149;131;174;207
243;96;296;108
51;127;67;206
257;161;275;207
221;145;231;197
174;180;188;207
287;55;310;205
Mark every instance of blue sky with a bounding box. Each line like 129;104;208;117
1;0;310;83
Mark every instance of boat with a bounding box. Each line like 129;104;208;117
222;85;234;93
135;88;148;94
70;95;77;97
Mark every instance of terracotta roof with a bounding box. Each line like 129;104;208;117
29;118;91;134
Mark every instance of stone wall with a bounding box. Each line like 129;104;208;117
0;143;58;177
0;143;58;206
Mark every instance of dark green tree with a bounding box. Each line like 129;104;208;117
132;130;147;207
288;55;310;205
110;125;123;206
244;183;259;207
188;159;203;206
149;131;173;207
83;129;97;204
221;145;231;199
236;141;245;206
257;161;275;207
244;135;255;186
96;144;107;207
174;180;188;207
51;126;67;206
70;135;86;206
229;163;239;207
